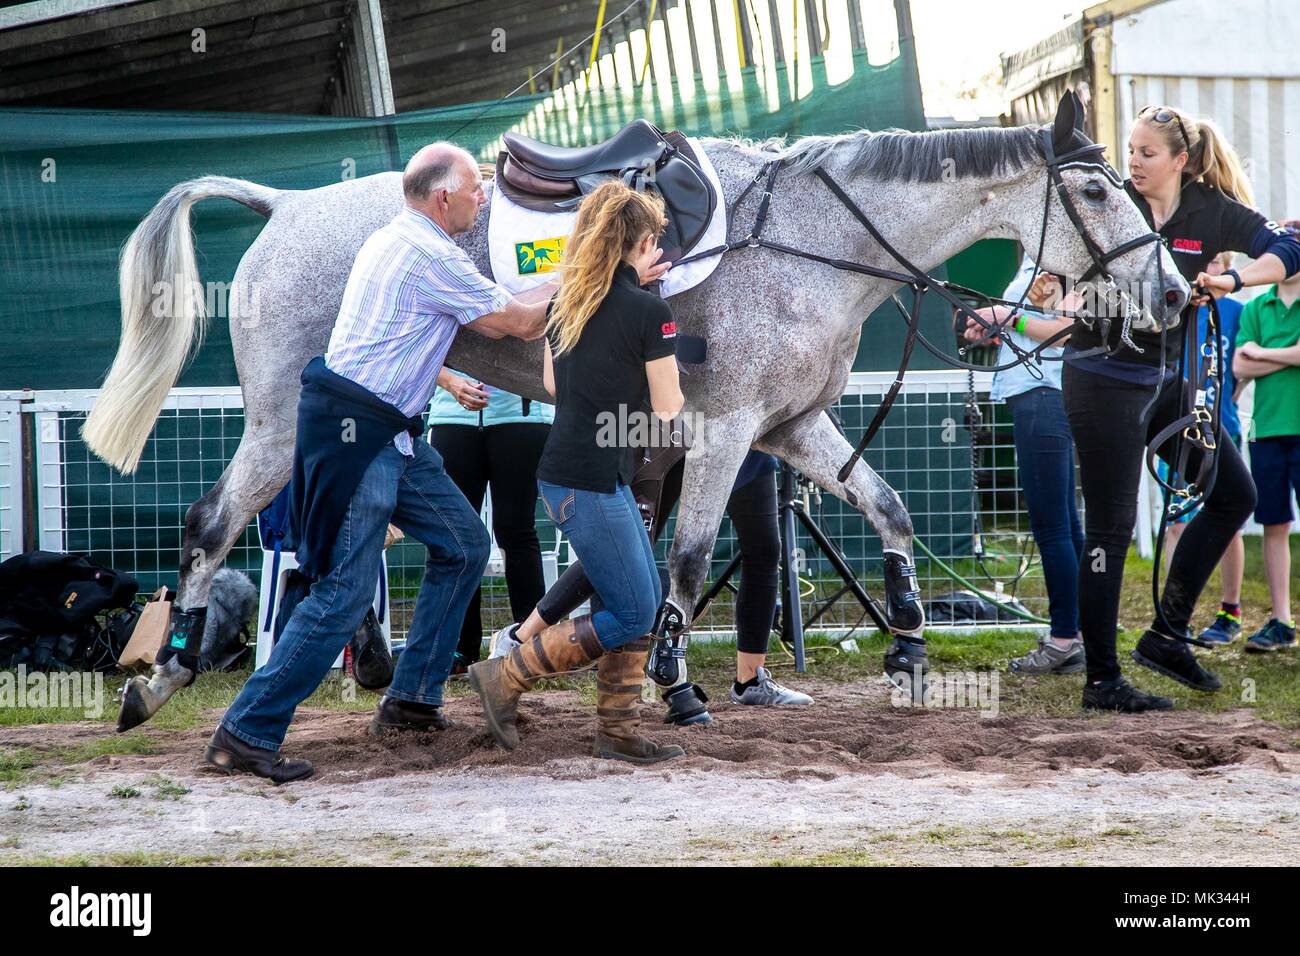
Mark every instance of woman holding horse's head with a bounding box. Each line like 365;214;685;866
1062;104;1300;711
469;178;688;763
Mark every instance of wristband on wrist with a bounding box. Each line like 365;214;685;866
1015;314;1027;334
1225;268;1243;293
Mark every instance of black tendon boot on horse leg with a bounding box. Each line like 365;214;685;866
647;597;713;725
881;549;928;700
117;605;206;732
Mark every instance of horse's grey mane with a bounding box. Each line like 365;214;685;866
707;125;1046;182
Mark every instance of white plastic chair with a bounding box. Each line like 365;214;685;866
255;547;391;671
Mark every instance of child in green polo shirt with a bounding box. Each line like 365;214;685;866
1233;225;1300;651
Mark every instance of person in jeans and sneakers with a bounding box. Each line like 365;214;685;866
1232;222;1300;653
468;179;682;763
204;143;550;783
966;254;1084;675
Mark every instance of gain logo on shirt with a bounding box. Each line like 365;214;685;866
515;237;566;275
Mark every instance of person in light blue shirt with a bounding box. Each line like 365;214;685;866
428;372;554;672
962;253;1083;675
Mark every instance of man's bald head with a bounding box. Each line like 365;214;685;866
403;143;475;202
403;142;488;236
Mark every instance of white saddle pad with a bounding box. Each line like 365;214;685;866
487;134;726;298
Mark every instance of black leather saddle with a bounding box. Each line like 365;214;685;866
496;119;716;262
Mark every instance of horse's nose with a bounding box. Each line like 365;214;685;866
1161;276;1189;322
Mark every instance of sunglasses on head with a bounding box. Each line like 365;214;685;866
1143;106;1191;153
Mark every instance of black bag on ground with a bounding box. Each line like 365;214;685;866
0;551;138;631
925;589;1033;624
0;551;139;670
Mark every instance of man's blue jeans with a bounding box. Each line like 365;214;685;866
537;480;660;650
223;440;490;751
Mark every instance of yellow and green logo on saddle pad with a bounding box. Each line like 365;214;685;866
516;237;566;275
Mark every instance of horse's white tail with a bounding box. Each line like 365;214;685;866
82;176;281;473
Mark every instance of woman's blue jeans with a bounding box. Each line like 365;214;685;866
537;480;661;649
1005;387;1084;639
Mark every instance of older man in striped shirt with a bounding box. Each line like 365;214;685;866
207;143;555;782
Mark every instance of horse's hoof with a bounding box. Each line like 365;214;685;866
885;636;929;705
116;676;157;732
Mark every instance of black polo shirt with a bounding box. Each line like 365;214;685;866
536;263;677;493
1068;177;1287;370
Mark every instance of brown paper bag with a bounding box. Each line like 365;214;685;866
118;587;173;670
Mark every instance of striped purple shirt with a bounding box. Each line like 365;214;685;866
326;206;511;453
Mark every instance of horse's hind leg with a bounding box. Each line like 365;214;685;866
755;409;928;689
117;427;293;731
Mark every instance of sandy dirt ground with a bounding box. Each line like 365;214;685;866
3;679;1299;865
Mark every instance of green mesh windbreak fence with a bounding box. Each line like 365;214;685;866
0;48;945;390
1;47;1011;599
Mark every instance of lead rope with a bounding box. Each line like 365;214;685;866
1145;292;1223;647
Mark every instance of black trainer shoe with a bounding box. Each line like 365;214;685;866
1131;630;1221;691
1082;676;1173;713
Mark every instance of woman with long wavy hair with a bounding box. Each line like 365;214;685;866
468;179;686;763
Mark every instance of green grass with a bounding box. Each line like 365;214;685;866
1;735;159;787
2;542;1297;737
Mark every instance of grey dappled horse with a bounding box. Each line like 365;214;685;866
86;95;1188;728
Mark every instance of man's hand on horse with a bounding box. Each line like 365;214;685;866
447;375;490;411
639;247;671;286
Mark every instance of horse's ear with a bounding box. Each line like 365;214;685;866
1071;89;1086;132
1052;92;1079;148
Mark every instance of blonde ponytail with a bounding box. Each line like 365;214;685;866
1193;118;1254;207
547;180;667;355
1135;106;1255;207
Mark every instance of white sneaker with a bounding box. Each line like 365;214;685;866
729;667;814;706
488;623;522;660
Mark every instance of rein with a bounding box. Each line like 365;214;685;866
676;128;1170;481
674;130;1223;647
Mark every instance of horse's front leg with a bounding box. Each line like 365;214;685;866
755;409;928;691
650;427;753;725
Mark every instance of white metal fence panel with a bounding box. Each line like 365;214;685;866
16;374;1061;639
0;392;28;561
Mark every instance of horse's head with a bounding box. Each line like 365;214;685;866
1015;92;1188;333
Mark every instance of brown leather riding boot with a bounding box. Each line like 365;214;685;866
468;615;604;750
594;638;685;764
